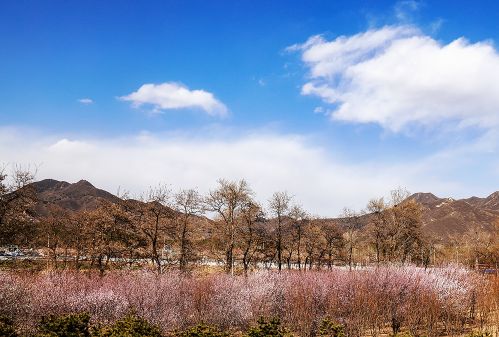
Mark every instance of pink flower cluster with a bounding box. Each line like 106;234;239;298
0;266;494;336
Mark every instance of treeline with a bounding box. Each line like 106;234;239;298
0;167;497;273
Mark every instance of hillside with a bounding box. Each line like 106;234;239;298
29;179;499;240
408;192;499;238
32;179;121;216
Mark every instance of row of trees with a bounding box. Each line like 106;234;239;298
0;166;37;246
1;167;497;273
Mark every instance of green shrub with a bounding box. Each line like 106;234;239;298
318;318;344;337
169;324;229;337
93;314;162;337
0;316;18;337
37;313;91;337
246;317;292;337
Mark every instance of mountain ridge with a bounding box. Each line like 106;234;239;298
29;179;499;239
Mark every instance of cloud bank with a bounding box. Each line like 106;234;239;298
291;25;499;132
1;127;491;216
120;82;228;116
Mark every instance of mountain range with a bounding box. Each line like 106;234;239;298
30;179;499;240
409;192;499;238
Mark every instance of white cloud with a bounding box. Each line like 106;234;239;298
78;98;93;105
120;82;228;116
292;25;499;132
2;126;494;216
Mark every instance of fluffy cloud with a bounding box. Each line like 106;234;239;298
120;82;228;116
78;98;93;104
1;127;491;216
291;25;499;132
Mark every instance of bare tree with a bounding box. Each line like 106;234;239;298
341;207;363;270
268;191;291;271
366;188;423;264
392;199;423;263
0;166;37;246
39;205;72;267
367;197;389;264
303;221;325;270
205;179;252;274
134;185;175;273
288;204;308;270
66;211;91;269
82;203;135;275
319;219;344;269
462;222;499;268
174;188;204;272
239;199;264;275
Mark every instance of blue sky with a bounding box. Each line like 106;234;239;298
1;0;499;215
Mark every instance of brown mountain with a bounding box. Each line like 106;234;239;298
32;179;121;216
30;179;214;236
408;191;499;238
29;179;498;239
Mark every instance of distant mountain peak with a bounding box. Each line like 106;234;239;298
408;192;441;205
33;179;70;193
74;179;95;187
486;191;499;199
483;191;499;209
30;178;120;214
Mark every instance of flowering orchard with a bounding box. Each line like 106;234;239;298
0;266;497;336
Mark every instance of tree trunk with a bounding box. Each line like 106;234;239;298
277;215;282;271
179;219;188;272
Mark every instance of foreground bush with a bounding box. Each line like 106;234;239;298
318;318;345;337
169;324;229;337
246;317;292;337
34;313;162;337
94;313;163;337
0;266;496;336
37;313;91;337
0;316;18;337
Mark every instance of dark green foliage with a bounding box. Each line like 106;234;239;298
318;318;344;337
246;317;292;337
37;313;91;337
0;316;18;337
169;324;229;337
93;314;163;337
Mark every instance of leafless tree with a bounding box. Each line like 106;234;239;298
319;219;344;269
288;204;308;270
134;185;175;273
174;188;204;272
205;179;252;274
462;221;499;268
268;191;291;271
303;221;325;270
0;165;37;246
39;205;72;267
66;211;90;269
341;207;363;270
81;202;140;275
366;197;388;264
238;199;264;275
366;188;423;264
